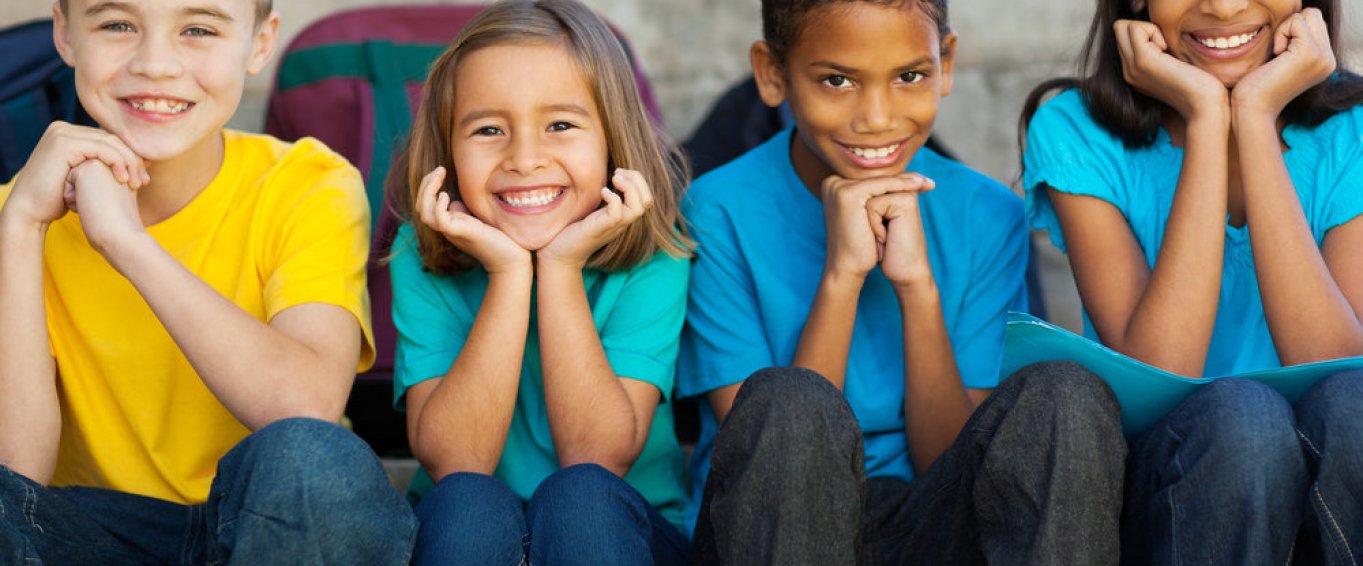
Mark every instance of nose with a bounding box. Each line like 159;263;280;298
1202;0;1249;19
503;132;548;174
126;33;184;79
852;85;894;134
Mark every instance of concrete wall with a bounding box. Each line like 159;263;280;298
6;0;1362;329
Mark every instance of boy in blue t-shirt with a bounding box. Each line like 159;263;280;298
678;1;1126;564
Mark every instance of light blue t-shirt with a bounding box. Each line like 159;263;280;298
678;127;1028;534
1024;89;1363;376
389;224;690;531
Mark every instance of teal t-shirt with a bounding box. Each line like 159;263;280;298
389;224;690;531
1023;89;1363;376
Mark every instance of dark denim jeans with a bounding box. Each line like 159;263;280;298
413;463;690;566
1125;372;1363;565
693;361;1127;566
0;418;417;565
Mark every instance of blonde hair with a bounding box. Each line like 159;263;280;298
395;0;693;275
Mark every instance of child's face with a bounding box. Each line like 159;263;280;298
1145;0;1302;88
54;0;277;163
754;2;955;193
449;42;608;251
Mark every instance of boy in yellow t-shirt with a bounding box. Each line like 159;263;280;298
0;0;416;563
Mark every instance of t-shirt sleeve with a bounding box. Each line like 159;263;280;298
955;189;1029;390
388;226;476;409
1022;90;1128;253
599;252;690;400
261;147;376;371
677;196;776;398
1322;110;1363;233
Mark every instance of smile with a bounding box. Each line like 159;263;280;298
849;143;900;159
1194;29;1260;50
126;97;192;115
497;186;565;209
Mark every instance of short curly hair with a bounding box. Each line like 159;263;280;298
59;0;274;27
763;0;950;63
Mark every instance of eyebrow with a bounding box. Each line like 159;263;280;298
809;56;936;74
457;103;594;128
83;1;234;22
83;1;133;17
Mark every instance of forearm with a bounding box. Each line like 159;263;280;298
0;213;60;482
1111;115;1229;375
107;234;354;429
412;269;532;478
536;263;647;475
792;270;865;389
1237;114;1363;363
896;281;970;473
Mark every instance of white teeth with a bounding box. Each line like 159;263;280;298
1200;31;1257;49
850;144;899;159
130;98;190;114
499;188;562;208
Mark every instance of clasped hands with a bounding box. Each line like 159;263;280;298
820;172;935;290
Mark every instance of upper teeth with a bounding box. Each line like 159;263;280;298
850;144;899;159
1200;31;1258;49
131;99;190;114
500;188;562;208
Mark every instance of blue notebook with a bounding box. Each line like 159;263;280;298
1001;312;1363;437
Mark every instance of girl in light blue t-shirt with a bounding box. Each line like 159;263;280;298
1022;0;1363;563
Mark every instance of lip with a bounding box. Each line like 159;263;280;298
120;94;195;124
1184;24;1268;61
839;138;910;170
493;185;567;215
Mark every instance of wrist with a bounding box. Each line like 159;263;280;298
0;205;51;236
819;268;867;295
96;229;157;273
893;277;940;308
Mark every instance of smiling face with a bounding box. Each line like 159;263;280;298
754;2;955;194
1144;0;1302;88
449;41;608;251
53;0;276;165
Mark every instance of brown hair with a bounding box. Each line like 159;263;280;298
762;0;951;63
394;0;693;275
59;0;275;27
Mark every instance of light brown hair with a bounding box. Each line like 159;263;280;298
395;0;693;275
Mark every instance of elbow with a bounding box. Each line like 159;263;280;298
556;439;643;478
411;413;498;479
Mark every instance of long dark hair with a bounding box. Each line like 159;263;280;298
1019;0;1363;151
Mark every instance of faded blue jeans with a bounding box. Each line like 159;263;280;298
413;464;689;566
1124;372;1363;565
0;418;417;565
693;362;1127;566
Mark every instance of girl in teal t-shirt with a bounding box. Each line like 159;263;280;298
1022;0;1363;562
386;1;694;564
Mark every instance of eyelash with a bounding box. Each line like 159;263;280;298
97;21;217;37
820;72;928;89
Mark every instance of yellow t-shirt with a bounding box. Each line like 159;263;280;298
3;130;375;504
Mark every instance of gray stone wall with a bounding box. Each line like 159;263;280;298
6;0;1361;329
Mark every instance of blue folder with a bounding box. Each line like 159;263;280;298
1001;312;1363;437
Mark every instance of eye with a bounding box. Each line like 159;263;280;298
183;26;217;38
100;21;134;33
821;75;853;89
548;121;577;132
898;71;926;84
473;126;502;136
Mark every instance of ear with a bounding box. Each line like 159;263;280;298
1131;0;1147;13
52;1;76;67
938;32;957;98
245;11;280;76
749;41;787;109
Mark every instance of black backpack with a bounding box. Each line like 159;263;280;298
0;18;96;183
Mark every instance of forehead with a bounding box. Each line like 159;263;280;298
68;0;255;20
788;3;941;62
453;42;597;114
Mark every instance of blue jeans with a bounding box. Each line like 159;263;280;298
0;418;417;565
413;464;689;566
1124;373;1363;565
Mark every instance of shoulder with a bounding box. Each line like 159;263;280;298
1288;103;1363;155
916;149;1021;220
613;249;690;287
686;129;793;212
228;130;365;204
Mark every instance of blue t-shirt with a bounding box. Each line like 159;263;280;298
389;224;690;531
1024;89;1363;376
678;127;1028;534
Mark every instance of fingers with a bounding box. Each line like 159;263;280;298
611;168;653;222
415;167;447;230
49;123;149;189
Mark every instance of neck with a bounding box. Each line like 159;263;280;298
138;131;226;226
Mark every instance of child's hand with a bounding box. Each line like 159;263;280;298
1113;19;1228;119
1232;9;1335;119
866;177;934;289
820;173;931;280
66;160;147;257
416;167;530;274
538;169;652;270
2;123;148;228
